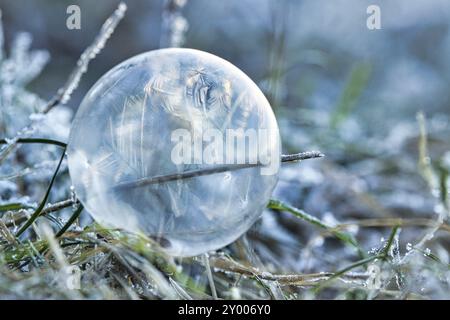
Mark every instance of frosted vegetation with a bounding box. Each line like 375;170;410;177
0;0;450;299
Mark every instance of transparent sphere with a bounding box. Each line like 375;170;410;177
67;48;280;256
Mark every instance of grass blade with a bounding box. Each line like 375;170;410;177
56;204;83;237
0;138;66;148
15;149;66;237
330;62;371;128
268;199;360;249
314;226;399;293
0;203;34;212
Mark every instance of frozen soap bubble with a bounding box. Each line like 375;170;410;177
67;48;280;256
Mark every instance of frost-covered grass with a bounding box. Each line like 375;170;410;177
1;2;450;300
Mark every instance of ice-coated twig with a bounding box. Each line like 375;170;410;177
114;151;324;190
160;0;189;48
281;150;324;162
209;255;367;287
4;198;78;228
43;2;127;113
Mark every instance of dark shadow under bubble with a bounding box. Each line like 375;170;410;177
149;235;172;248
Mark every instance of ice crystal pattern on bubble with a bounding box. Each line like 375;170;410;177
67;48;280;256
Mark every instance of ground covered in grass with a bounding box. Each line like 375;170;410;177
1;2;450;300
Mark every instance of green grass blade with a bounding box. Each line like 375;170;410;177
330;62;372;128
314;226;399;293
0;203;34;212
381;225;400;258
268;199;360;249
15;149;66;237
0;138;66;148
314;255;379;293
56;204;83;237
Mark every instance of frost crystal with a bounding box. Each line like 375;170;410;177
0;11;71;207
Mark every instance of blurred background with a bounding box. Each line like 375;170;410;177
0;0;448;120
1;0;450;299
